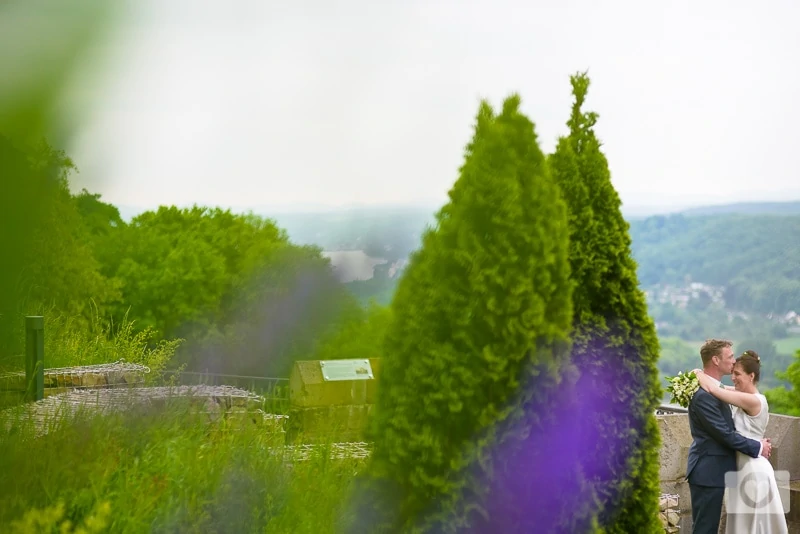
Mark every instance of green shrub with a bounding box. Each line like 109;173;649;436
549;72;662;533
9;500;111;534
766;349;800;416
40;310;181;382
359;96;573;532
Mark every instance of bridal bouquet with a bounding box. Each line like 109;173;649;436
665;371;700;408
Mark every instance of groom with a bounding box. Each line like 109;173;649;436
686;339;772;534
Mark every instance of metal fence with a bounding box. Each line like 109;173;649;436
159;370;290;412
655;404;688;415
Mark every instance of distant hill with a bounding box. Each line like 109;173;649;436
629;213;800;313
114;200;800;316
679;201;800;217
622;200;800;219
264;203;800;316
99;197;800;223
270;206;437;262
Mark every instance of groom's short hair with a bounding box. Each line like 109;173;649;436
700;338;732;365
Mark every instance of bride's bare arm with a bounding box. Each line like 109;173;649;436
706;387;761;416
693;370;761;416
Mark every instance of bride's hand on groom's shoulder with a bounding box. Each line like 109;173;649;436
691;369;712;392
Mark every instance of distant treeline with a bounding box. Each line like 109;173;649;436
274;208;800;317
0;135;388;377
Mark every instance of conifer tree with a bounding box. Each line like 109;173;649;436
549;72;663;533
360;96;574;532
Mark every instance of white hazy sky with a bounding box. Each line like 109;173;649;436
55;0;800;212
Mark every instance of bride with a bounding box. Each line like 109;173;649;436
694;350;789;534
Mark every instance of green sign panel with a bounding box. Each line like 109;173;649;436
320;359;374;382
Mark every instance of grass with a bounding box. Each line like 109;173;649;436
0;399;365;533
0;311;364;532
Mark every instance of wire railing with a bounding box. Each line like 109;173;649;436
655;404;688;415
159;370;290;412
1;362;291;412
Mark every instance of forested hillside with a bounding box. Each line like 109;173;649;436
278;208;800;315
272;205;800;391
282;208;800;316
630;213;800;314
680;201;800;216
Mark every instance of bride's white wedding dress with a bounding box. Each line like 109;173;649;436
726;394;788;534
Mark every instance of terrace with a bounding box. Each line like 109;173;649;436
657;406;800;532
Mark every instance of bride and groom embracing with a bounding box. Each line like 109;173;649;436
687;338;789;534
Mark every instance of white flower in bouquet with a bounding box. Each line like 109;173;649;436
665;371;700;408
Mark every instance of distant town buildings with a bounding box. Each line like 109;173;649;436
645;281;800;332
645;282;725;309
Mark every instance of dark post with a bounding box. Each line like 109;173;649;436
25;316;44;402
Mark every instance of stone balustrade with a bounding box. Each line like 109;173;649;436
658;411;800;532
0;359;150;400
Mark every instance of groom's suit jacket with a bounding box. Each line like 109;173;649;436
686;388;761;487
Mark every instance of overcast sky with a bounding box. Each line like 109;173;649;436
58;0;800;213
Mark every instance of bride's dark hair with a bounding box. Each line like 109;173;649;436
736;350;761;383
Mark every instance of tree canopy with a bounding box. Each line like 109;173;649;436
0;139;378;379
0;137;117;361
766;349;800;416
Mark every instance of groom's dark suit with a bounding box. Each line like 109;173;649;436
686;387;761;534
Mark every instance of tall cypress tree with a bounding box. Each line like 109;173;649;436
550;72;663;533
358;96;574;532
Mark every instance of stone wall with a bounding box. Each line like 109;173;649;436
658;412;800;525
0;360;150;406
659;493;680;533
